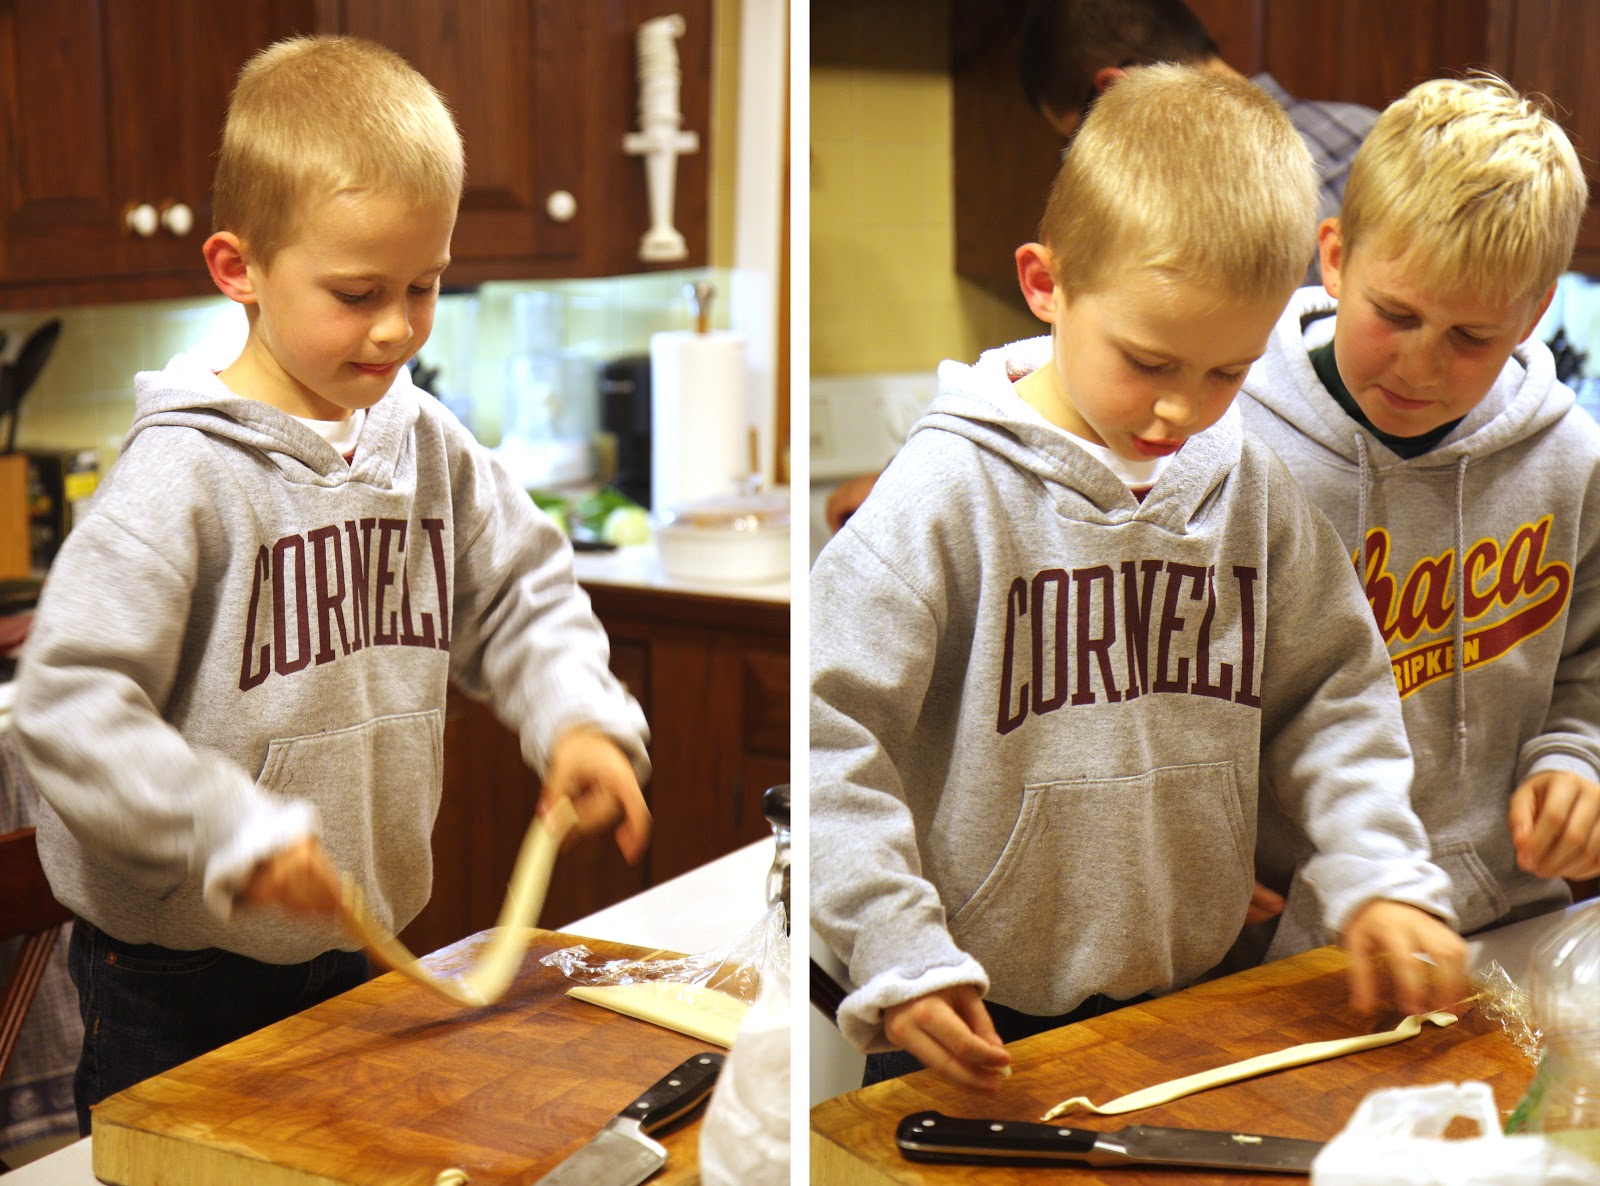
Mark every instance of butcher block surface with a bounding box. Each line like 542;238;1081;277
92;928;718;1186
811;945;1536;1185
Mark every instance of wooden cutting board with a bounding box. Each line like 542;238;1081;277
812;945;1536;1185
92;929;722;1186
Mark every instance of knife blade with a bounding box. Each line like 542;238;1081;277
533;1051;724;1186
897;1111;1322;1174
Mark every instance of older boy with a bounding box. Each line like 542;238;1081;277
12;36;650;1131
810;64;1467;1093
1239;74;1600;960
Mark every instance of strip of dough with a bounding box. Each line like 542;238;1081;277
567;981;750;1047
338;800;579;1007
1040;1008;1461;1121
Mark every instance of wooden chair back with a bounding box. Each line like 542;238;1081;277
0;826;72;1086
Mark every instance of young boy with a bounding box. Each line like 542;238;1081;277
1238;74;1600;960
809;64;1468;1092
11;36;650;1132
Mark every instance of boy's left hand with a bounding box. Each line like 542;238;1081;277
1339;899;1468;1018
1508;771;1600;881
540;727;651;863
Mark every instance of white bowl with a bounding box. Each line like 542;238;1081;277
655;491;790;585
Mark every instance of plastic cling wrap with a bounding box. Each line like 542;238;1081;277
542;902;789;1048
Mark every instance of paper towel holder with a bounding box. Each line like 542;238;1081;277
623;14;701;263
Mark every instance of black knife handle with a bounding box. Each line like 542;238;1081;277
624;1052;725;1133
897;1111;1099;1162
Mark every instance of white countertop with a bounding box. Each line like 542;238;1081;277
2;839;778;1184
571;543;788;603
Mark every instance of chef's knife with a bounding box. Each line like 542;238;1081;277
897;1111;1322;1174
533;1051;724;1186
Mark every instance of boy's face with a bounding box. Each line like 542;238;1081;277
1320;221;1550;439
235;191;455;419
1021;255;1288;461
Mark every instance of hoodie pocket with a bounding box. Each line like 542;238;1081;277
1428;838;1507;935
258;708;445;930
947;761;1252;1009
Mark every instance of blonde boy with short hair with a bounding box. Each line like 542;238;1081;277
14;35;650;1133
811;64;1466;1092
1240;74;1600;958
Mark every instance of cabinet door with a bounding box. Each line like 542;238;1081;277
0;0;315;303
1487;1;1600;271
339;0;711;283
338;0;591;274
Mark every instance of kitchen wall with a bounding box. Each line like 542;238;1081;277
2;0;770;490
811;0;1039;377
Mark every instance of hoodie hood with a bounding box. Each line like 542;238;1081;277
916;335;1241;534
1243;287;1572;470
128;353;422;488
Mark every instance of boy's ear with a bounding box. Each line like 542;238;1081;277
203;231;256;306
1016;243;1061;324
1091;66;1126;96
1519;283;1557;344
1317;219;1345;299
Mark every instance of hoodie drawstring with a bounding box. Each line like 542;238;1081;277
1354;435;1370;559
1453;454;1470;792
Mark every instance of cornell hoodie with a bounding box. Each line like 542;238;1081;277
810;336;1453;1053
13;354;649;964
1240;288;1600;940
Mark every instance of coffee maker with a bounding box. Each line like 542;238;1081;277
598;354;653;509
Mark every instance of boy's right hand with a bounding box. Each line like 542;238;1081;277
1339;899;1468;1018
240;836;342;918
883;984;1012;1091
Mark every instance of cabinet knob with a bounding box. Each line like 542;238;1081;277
124;203;159;238
545;190;577;223
161;202;195;237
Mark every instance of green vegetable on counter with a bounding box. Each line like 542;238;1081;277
528;485;646;543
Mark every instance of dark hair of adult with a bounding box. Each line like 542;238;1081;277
1019;0;1220;117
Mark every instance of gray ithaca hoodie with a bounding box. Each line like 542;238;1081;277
810;336;1453;1053
13;354;648;965
1241;287;1600;944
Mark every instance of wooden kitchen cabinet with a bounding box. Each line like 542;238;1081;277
400;582;786;958
0;0;317;308
338;0;713;285
953;0;1600;301
0;0;712;310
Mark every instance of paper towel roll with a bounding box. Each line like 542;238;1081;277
650;330;748;511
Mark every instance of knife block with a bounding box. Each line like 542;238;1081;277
0;454;29;580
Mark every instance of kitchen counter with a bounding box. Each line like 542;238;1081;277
573;542;789;603
810;903;1598;1185
1;840;776;1184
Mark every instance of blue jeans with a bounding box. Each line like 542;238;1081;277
862;991;1146;1086
67;917;369;1135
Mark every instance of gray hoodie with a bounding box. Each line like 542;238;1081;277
810;336;1453;1052
13;354;648;964
1240;288;1600;940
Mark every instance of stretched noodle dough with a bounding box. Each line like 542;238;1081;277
567;981;750;1048
1041;1008;1461;1120
338;800;578;1007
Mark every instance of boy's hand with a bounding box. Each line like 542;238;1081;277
1340;899;1468;1017
1245;880;1286;926
825;470;881;533
541;727;651;864
882;984;1011;1092
239;836;342;918
1508;771;1600;881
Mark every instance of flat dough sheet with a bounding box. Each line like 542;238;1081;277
566;981;750;1048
